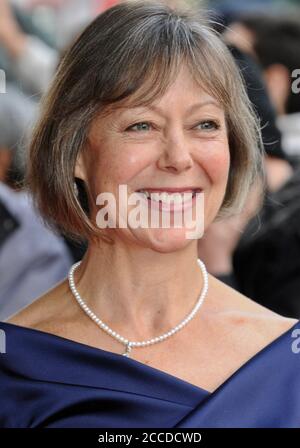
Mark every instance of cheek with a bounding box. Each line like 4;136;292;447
112;151;151;184
87;138;154;188
200;143;230;186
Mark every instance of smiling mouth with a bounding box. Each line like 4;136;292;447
135;188;202;204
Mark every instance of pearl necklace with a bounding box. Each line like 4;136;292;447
68;259;208;358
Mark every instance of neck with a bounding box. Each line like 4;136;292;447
72;240;205;340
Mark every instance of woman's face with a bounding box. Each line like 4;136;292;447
76;65;230;252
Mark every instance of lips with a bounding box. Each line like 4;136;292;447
136;187;202;193
136;188;201;200
134;188;202;213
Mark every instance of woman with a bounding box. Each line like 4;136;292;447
0;0;299;428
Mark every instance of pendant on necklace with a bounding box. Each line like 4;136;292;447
122;342;132;357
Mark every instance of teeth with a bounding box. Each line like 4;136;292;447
139;190;151;199
138;190;195;204
152;192;164;202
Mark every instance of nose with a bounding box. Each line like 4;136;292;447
157;131;193;174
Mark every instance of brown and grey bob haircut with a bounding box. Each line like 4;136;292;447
26;0;264;244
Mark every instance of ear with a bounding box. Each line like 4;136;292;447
74;151;87;181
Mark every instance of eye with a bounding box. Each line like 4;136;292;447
126;121;152;132
195;120;220;131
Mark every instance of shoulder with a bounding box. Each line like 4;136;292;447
6;269;298;355
207;273;298;342
5;277;73;332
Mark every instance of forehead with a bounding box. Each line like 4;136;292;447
105;87;223;120
135;65;220;104
96;63;226;122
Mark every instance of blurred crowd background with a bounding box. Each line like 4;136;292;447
1;0;300;321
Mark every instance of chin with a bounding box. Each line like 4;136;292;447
131;227;197;253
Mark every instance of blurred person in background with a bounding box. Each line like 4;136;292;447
0;0;58;96
223;13;300;317
0;0;59;180
0;0;89;260
0;0;90;320
0;89;72;321
0;180;73;321
225;13;300;162
197;33;293;286
11;0;119;51
0;83;37;183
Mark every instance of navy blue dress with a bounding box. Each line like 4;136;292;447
0;320;300;428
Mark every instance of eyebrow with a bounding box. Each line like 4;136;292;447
127;100;223;117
